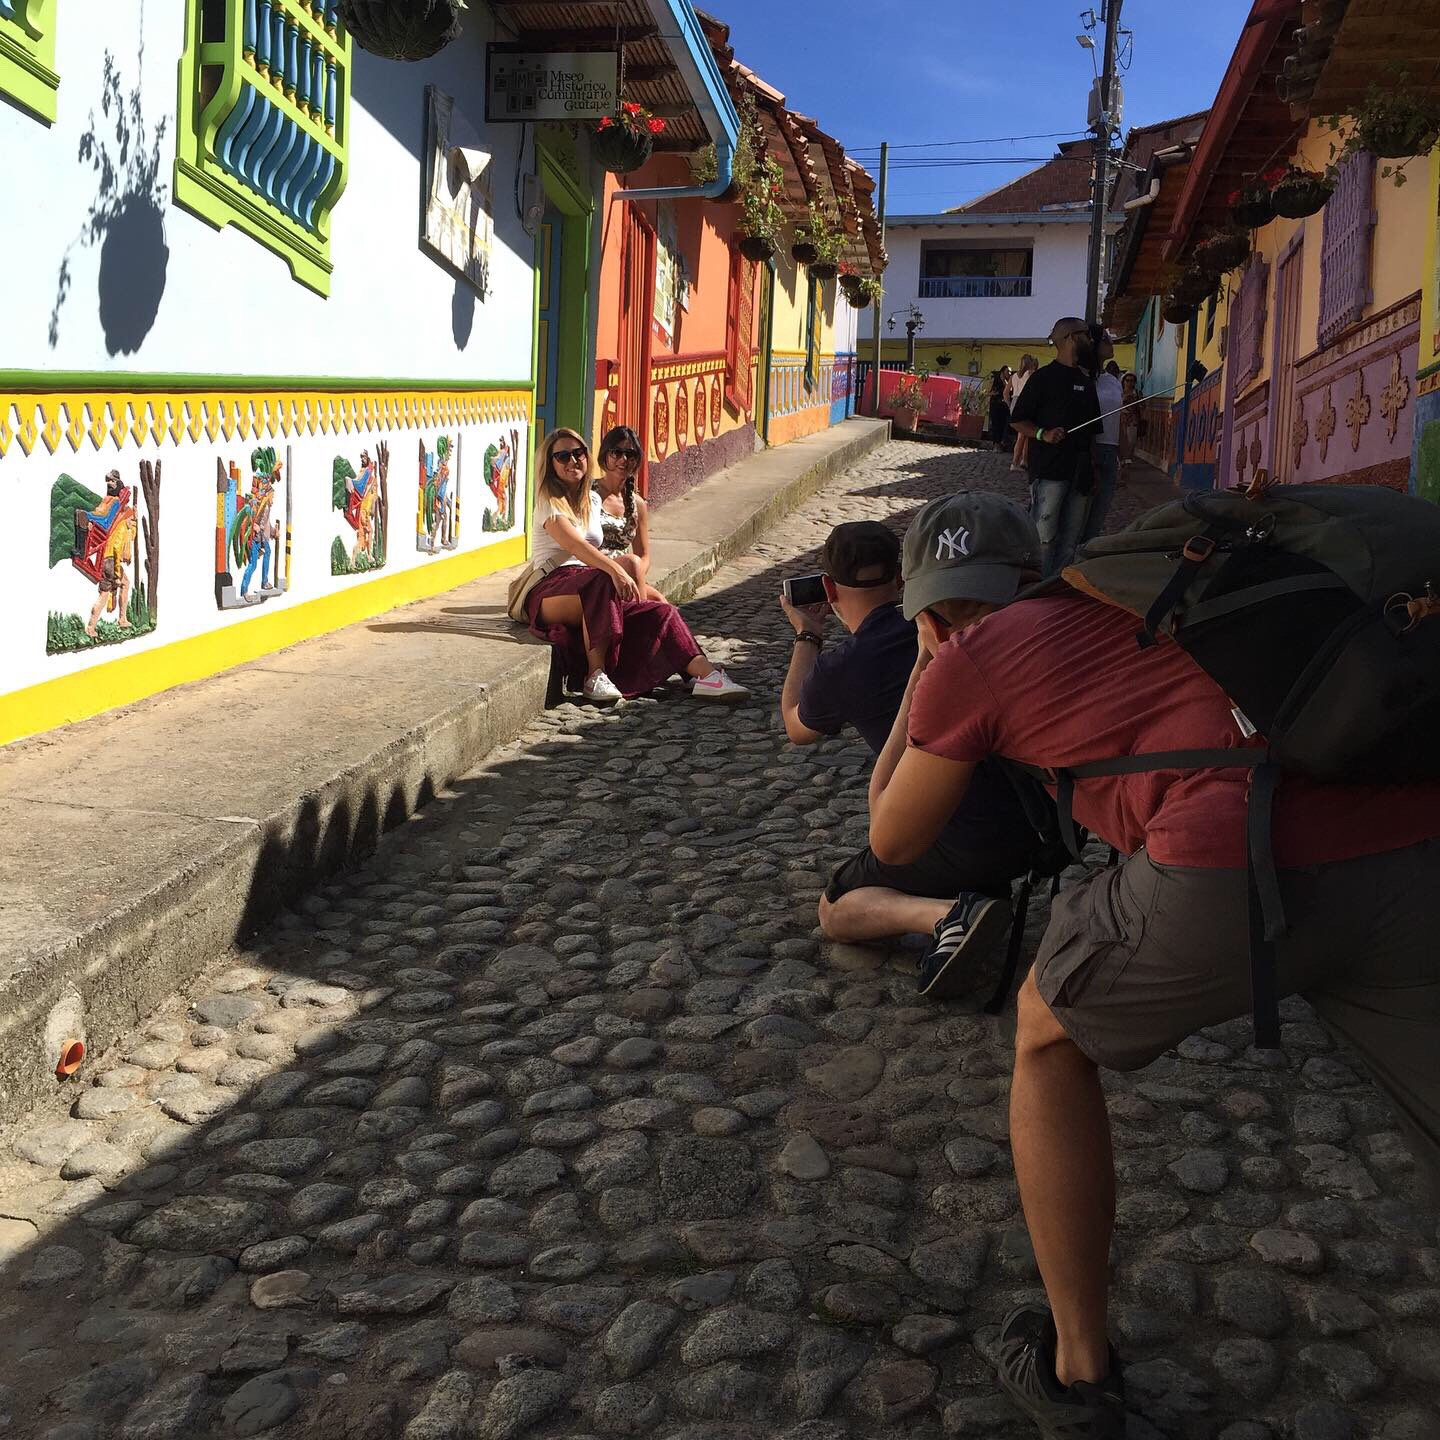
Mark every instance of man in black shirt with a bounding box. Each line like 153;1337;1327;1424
1009;316;1102;574
779;515;1039;996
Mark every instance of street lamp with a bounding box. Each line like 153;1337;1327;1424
886;304;925;369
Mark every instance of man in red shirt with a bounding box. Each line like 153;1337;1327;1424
871;492;1440;1440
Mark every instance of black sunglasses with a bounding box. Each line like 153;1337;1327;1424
553;447;588;464
607;448;642;462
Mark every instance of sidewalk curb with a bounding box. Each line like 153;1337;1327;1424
0;417;890;1128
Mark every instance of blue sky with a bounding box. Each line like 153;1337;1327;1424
710;0;1252;213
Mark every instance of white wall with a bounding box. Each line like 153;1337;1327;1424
3;2;535;383
862;220;1109;342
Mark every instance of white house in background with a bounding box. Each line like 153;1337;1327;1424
862;139;1132;379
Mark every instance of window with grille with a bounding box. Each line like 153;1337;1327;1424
1231;255;1269;394
0;0;59;122
174;0;351;295
1318;150;1376;348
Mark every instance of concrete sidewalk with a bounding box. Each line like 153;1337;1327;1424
0;418;890;1127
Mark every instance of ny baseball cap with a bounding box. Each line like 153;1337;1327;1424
822;520;900;588
901;492;1040;619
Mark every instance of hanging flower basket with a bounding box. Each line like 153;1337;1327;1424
1270;166;1333;218
1230;183;1277;230
339;0;465;62
1170;266;1213;307
791;240;819;266
810;261;839;281
1192;228;1252;280
592;102;667;176
1162;295;1197;325
1343;84;1440;160
739;233;776;263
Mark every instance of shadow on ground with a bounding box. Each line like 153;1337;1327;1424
2;444;1435;1440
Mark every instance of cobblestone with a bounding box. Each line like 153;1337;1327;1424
1;444;1436;1437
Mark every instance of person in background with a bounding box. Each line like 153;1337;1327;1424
523;428;749;705
1010;355;1039;472
987;369;1011;452
593;426;664;602
1008;318;1101;575
779;514;1040;992
1119;372;1140;470
1083;341;1124;544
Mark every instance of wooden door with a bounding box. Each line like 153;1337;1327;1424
534;210;562;439
618;207;656;493
1270;242;1305;482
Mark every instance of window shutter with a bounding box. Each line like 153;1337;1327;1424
1317;150;1376;347
725;247;755;412
1232;255;1269;393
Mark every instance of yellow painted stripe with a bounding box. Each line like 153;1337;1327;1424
2;535;527;748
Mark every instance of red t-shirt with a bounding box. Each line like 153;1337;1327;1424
908;592;1440;869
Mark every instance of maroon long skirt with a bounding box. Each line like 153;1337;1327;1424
527;564;702;697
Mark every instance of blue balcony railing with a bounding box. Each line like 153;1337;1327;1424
919;275;1033;299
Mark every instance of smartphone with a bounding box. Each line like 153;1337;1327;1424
783;574;828;607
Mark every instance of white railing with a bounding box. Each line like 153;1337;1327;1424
918;276;1033;299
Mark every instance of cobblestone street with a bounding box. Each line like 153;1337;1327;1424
3;441;1438;1440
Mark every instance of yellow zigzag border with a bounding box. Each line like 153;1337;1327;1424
0;388;534;460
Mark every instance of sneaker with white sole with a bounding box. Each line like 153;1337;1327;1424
916;891;1012;999
582;671;623;703
689;668;750;703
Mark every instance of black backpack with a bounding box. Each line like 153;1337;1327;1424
1025;479;1440;1044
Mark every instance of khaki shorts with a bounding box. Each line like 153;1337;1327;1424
1034;839;1440;1183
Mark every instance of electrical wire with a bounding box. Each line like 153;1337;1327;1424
846;129;1088;153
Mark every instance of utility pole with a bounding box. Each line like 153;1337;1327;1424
1085;0;1123;325
870;141;888;412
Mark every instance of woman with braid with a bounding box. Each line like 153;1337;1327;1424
594;426;665;601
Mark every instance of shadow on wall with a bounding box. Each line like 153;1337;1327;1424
452;275;476;350
48;47;170;357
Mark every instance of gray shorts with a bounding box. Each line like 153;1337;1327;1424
1034;838;1440;1183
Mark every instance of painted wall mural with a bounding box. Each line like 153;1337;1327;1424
480;429;520;534
216;447;292;610
332;441;389;577
47;461;161;655
6;386;531;747
417;434;460;555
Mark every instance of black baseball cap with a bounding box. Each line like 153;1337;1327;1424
901;492;1040;619
822;521;901;588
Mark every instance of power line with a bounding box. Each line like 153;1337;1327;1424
846;129;1087;153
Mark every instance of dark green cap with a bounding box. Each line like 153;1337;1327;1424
901;491;1040;619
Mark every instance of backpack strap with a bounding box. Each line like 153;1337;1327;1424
1136;525;1228;648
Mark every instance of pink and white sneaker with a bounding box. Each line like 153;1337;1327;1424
689;668;750;703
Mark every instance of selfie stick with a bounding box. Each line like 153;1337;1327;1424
1063;392;1162;435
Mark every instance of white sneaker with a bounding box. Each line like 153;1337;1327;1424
689;668;750;703
582;671;622;703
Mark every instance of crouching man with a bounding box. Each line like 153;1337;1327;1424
868;496;1440;1439
779;511;1040;995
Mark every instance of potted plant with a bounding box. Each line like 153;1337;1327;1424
1348;82;1440;160
888;370;929;433
841;275;881;309
795;202;845;279
592;101;667;175
691;90;756;202
955;378;987;442
738;153;785;263
1191;226;1252;281
341;0;466;60
1270;163;1334;218
1229;177;1277;230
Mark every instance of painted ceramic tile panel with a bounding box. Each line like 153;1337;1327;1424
216;446;291;609
47;461;161;654
416;434;460;555
331;440;390;576
480;428;520;534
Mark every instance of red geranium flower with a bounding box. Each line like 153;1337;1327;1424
622;101;641;115
647;117;666;134
1262;164;1287;184
1227;188;1242;205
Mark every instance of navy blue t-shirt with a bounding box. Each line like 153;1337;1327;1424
798;603;1035;854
